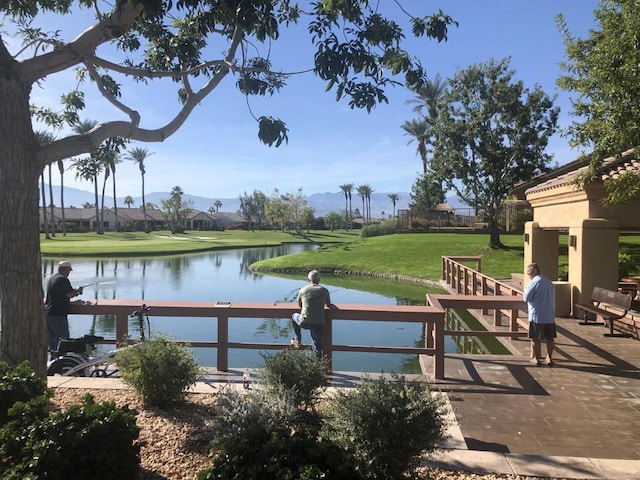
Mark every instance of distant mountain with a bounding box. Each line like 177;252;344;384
41;185;466;217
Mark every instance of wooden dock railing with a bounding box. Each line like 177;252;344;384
69;300;447;378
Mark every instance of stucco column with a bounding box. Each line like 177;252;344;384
569;218;619;313
523;221;559;286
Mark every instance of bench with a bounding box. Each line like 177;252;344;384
575;286;633;337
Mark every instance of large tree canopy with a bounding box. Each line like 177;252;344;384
433;57;559;248
0;0;456;376
557;0;640;203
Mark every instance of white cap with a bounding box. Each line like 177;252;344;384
58;261;73;270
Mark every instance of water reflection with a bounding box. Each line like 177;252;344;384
42;245;451;373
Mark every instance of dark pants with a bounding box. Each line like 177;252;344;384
47;315;69;353
292;313;324;359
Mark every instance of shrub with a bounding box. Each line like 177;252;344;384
209;385;297;441
619;252;639;279
0;361;48;426
116;334;204;407
259;349;328;409
0;393;140;479
360;218;398;238
320;374;448;480
197;428;362;480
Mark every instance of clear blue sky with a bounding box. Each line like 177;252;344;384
21;0;599;199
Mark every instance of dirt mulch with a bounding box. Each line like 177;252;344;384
49;387;555;480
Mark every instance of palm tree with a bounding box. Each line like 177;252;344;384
406;73;447;121
126;147;154;233
35;130;56;239
47;163;56;237
124;195;134;208
401;118;430;174
71;119;103;233
57;160;67;235
363;184;373;224
357;185;367;226
72;155;103;233
388;193;399;218
403;75;448;201
105;150;120;231
339;183;353;229
214;199;222;212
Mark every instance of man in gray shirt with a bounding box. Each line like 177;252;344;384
291;270;331;359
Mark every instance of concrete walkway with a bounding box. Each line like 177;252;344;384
48;314;640;479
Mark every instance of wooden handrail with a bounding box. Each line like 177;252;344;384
68;300;447;379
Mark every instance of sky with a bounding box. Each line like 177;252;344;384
15;0;600;199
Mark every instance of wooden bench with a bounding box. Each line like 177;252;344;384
575;286;633;337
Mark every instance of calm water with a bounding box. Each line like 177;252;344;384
42;245;463;373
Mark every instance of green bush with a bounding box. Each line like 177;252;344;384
259;349;328;409
360;218;398;238
197;428;362;480
0;361;48;426
209;385;297;441
0;393;140;479
116;334;204;407
619;252;639;279
320;374;447;480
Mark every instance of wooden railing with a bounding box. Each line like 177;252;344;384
441;255;528;332
68;300;447;379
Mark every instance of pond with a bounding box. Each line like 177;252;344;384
42;244;492;374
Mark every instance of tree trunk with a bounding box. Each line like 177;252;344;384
0;75;48;378
487;216;503;249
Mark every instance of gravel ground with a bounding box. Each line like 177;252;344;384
49;387;556;480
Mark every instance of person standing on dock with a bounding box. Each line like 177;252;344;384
291;270;332;359
45;261;83;357
523;263;556;367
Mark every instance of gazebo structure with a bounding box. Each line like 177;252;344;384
516;149;640;316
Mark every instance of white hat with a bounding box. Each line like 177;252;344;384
58;261;73;270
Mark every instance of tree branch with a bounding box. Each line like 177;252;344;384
20;1;144;83
84;61;141;126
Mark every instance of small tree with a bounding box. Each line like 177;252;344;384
160;186;193;234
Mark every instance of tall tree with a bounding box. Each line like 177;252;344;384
557;1;640;204
161;186;192;234
388;193;399;218
71;120;103;234
57;159;67;235
339;183;354;229
35;131;56;239
123;195;134;208
214;200;223;213
126;147;154;233
434;58;559;248
357;185;368;226
71;155;104;234
0;1;456;377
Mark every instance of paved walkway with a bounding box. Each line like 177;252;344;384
48;313;640;479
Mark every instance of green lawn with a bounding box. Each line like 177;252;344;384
39;230;360;256
252;232;534;280
253;231;640;281
41;230;640;283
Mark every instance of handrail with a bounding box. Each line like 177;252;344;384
68;300;447;379
441;256;526;330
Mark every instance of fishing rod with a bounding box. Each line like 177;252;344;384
80;280;112;288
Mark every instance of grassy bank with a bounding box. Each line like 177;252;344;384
252;232;547;280
40;230;360;256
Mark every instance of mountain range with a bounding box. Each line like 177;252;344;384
41;185;465;217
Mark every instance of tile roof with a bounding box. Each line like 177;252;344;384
525;148;640;195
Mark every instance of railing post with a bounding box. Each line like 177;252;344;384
481;277;489;314
493;283;502;326
433;315;445;380
115;313;128;344
442;257;446;281
217;315;228;372
324;313;333;373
